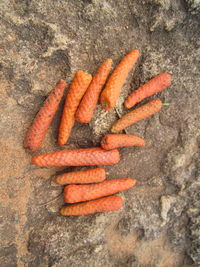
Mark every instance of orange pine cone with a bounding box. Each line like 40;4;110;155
55;168;106;185
100;50;140;110
64;178;136;203
58;71;92;145
111;99;162;132
60;195;123;216
125;72;172;108
75;59;113;123
24;80;66;152
101;134;145;150
32;147;120;167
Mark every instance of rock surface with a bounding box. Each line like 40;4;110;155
0;0;199;266
186;0;200;14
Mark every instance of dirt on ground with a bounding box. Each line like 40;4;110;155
0;0;199;266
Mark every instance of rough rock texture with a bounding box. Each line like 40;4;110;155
0;0;199;266
186;0;200;14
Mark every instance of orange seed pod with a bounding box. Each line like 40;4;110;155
24;80;66;152
101;134;145;150
55;168;106;185
111;99;162;132
60;195;123;216
100;50;140;110
58;71;92;145
76;59;112;123
32;147;120;167
64;178;136;203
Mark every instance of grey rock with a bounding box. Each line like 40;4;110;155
160;195;176;223
0;245;17;267
186;0;200;14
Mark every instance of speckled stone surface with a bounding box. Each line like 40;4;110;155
0;0;199;266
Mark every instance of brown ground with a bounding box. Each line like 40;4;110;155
0;0;199;266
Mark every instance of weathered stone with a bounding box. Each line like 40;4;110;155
0;0;199;266
186;0;200;14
